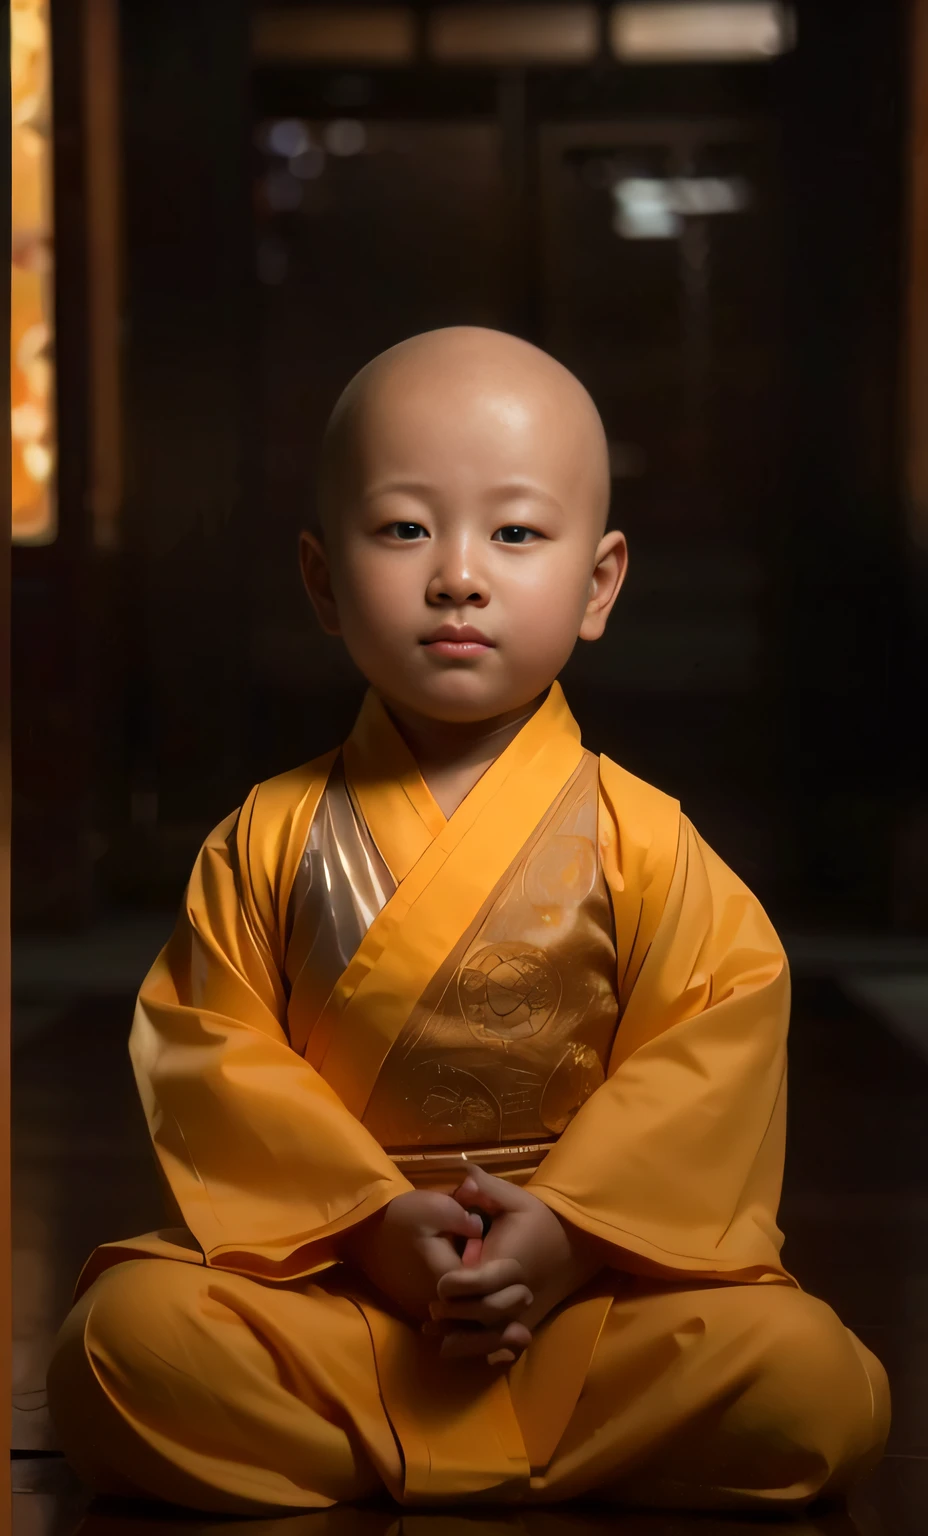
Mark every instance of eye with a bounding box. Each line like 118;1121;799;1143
492;525;541;545
384;522;429;541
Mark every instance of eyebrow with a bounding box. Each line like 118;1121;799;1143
362;481;434;502
362;479;564;512
486;481;563;512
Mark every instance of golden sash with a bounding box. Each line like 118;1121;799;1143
293;687;587;1120
284;737;619;1183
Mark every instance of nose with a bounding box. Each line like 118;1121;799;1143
425;541;489;608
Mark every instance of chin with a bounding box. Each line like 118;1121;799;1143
405;672;535;725
427;702;507;724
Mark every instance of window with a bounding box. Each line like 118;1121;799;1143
11;0;56;544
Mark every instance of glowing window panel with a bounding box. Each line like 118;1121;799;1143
610;3;794;62
613;175;751;238
430;6;599;63
253;8;416;64
11;0;56;544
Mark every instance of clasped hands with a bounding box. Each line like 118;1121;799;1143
340;1162;603;1367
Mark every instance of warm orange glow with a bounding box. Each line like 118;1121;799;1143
254;7;416;64
610;3;792;61
430;5;599;63
11;0;56;544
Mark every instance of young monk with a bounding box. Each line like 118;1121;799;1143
48;327;889;1517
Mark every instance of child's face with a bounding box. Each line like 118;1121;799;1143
301;334;627;724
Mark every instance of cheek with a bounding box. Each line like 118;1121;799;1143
502;554;591;636
335;552;420;637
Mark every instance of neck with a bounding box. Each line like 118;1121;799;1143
379;691;548;817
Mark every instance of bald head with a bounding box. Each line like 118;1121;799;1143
301;326;627;723
316;326;611;536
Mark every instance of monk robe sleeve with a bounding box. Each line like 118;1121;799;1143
527;766;792;1286
128;785;414;1282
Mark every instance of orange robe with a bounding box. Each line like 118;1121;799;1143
47;685;889;1514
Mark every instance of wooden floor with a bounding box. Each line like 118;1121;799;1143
10;971;928;1535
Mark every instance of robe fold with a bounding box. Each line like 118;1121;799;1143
52;683;887;1511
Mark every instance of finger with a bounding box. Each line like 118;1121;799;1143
448;1200;493;1237
500;1319;532;1351
451;1185;505;1219
418;1237;468;1292
450;1168;510;1218
436;1257;526;1300
458;1161;530;1212
438;1319;532;1361
486;1321;533;1365
430;1284;533;1326
466;1208;493;1239
486;1348;515;1367
439;1326;511;1360
451;1177;479;1206
425;1197;484;1241
461;1235;484;1268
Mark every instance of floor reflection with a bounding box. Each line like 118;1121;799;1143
63;1499;879;1536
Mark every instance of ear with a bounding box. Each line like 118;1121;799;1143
579;530;627;643
299;529;341;637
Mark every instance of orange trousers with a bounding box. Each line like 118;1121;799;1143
47;1259;889;1517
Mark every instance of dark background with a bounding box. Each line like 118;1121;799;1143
12;0;928;936
10;9;928;1522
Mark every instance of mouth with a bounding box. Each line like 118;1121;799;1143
420;624;495;659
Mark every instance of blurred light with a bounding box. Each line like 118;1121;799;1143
610;3;793;62
256;237;289;286
267;118;309;158
23;441;53;482
17;318;50;368
430;5;598;64
612;176;750;238
290;145;325;181
11;400;45;440
24;353;51;398
324;119;367;157
614;179;680;238
253;8;415;65
264;169;304;212
11;0;56;543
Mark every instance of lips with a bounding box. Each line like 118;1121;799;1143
422;625;494;646
420;624;495;660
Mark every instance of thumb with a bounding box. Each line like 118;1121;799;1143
430;1194;484;1241
453;1161;527;1215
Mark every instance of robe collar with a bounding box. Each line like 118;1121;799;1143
342;681;581;884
